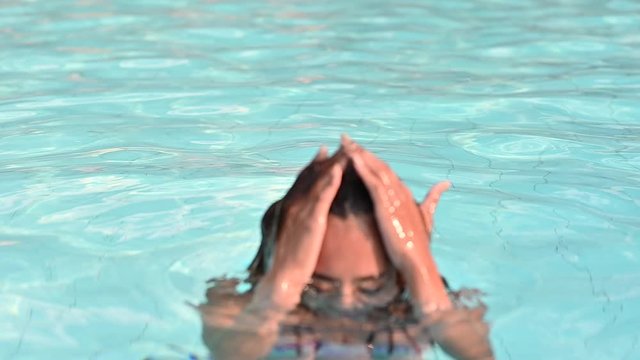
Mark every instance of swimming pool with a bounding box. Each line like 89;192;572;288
1;0;639;359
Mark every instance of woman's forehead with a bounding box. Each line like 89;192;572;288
315;214;390;279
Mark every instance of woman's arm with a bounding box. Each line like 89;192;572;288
341;137;452;314
200;147;348;360
342;137;494;360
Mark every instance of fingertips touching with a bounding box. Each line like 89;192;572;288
340;133;353;147
340;133;359;154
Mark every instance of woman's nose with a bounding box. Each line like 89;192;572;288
339;284;356;309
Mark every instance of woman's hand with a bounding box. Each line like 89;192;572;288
342;136;452;316
205;146;347;360
420;181;452;243
250;146;348;313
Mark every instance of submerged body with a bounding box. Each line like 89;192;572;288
201;280;487;359
201;292;432;359
199;136;493;359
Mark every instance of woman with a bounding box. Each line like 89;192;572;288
199;136;493;359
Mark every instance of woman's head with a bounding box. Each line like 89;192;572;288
248;162;402;315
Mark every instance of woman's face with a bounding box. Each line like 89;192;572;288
302;213;400;317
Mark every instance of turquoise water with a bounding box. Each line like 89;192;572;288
1;0;639;359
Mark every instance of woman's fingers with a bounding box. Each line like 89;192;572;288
310;155;347;209
288;145;346;198
419;181;451;237
347;141;451;239
350;149;409;216
349;150;382;198
347;140;402;188
422;181;451;214
340;133;352;147
313;145;329;162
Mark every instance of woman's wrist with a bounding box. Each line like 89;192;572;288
402;261;452;317
249;270;306;314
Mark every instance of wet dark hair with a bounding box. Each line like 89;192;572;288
247;161;374;281
328;162;374;218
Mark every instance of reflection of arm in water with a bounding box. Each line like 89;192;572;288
200;137;493;360
200;146;349;360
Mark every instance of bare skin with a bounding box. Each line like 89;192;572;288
341;135;452;316
201;146;349;360
342;136;493;359
199;138;493;360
